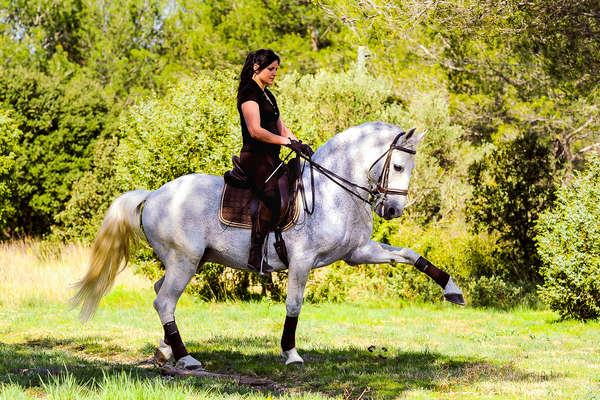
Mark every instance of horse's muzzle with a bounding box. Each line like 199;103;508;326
375;202;403;220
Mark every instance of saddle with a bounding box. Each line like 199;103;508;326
219;155;303;266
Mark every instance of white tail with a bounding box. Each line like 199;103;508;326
71;190;150;321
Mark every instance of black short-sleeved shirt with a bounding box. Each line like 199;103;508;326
237;79;281;156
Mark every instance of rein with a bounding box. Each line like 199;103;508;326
297;131;416;214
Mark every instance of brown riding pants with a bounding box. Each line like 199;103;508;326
239;151;281;232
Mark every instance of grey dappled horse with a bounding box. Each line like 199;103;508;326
72;121;464;369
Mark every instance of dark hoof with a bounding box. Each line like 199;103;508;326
444;293;466;306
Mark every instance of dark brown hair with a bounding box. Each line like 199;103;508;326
237;49;280;99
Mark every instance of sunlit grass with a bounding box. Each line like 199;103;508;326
0;239;148;307
1;240;600;399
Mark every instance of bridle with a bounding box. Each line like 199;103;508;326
367;130;416;197
297;130;417;214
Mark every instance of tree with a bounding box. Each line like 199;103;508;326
0;65;111;236
467;133;556;281
0;109;22;237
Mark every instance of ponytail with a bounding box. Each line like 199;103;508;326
237;49;280;99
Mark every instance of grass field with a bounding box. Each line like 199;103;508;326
1;241;599;399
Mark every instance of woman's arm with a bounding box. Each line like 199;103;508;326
242;101;291;145
277;117;298;141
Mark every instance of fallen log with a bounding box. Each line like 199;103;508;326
158;365;282;391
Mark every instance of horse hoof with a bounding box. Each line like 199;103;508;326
444;293;466;306
175;355;203;370
154;339;173;366
281;348;304;365
443;277;466;306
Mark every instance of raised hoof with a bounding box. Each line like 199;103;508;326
154;339;173;366
444;292;466;306
281;348;304;365
175;355;203;370
443;277;466;306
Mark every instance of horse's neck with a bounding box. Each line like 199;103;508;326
311;125;393;188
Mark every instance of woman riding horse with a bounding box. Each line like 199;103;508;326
236;49;313;273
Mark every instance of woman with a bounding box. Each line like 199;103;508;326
237;49;312;274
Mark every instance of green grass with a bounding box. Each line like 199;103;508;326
2;284;600;399
1;241;599;399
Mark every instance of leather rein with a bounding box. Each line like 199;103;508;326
296;131;416;214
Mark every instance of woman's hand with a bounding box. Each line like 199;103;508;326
286;139;314;157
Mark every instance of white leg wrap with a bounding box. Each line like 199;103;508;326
175;355;203;370
281;347;304;365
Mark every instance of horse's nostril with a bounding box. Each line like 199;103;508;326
388;207;396;217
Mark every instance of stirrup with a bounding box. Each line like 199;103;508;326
247;258;273;275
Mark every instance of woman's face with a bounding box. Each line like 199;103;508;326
254;60;279;86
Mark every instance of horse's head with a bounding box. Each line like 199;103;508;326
371;127;426;220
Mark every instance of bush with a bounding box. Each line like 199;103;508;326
536;156;600;320
275;70;407;147
115;72;241;190
467;276;523;309
53;137;122;242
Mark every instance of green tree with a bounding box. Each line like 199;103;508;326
0;109;22;237
467;133;556;281
0;65;112;236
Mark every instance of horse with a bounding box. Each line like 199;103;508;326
71;121;464;369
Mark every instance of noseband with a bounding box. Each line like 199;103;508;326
296;130;417;214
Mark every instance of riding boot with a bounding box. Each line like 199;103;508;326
248;203;275;274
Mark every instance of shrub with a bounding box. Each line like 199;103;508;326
53;137;121;242
115;72;241;190
467;276;523;309
275;70;407;147
536;156;600;320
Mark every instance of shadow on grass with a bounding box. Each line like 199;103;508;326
1;335;559;398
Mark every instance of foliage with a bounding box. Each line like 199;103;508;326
467;133;556;282
276;69;406;146
1;0;598;309
0;109;21;236
536;156;600;320
467;276;524;310
0;64;112;237
115;72;240;190
53;138;121;242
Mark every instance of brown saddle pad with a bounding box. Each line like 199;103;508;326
218;184;301;231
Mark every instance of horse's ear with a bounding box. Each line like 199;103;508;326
415;129;428;144
405;127;416;140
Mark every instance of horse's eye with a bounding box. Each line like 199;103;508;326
393;164;404;173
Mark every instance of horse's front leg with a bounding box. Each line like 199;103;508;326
345;240;465;305
280;264;310;365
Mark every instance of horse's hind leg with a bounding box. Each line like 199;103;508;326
153;252;203;370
